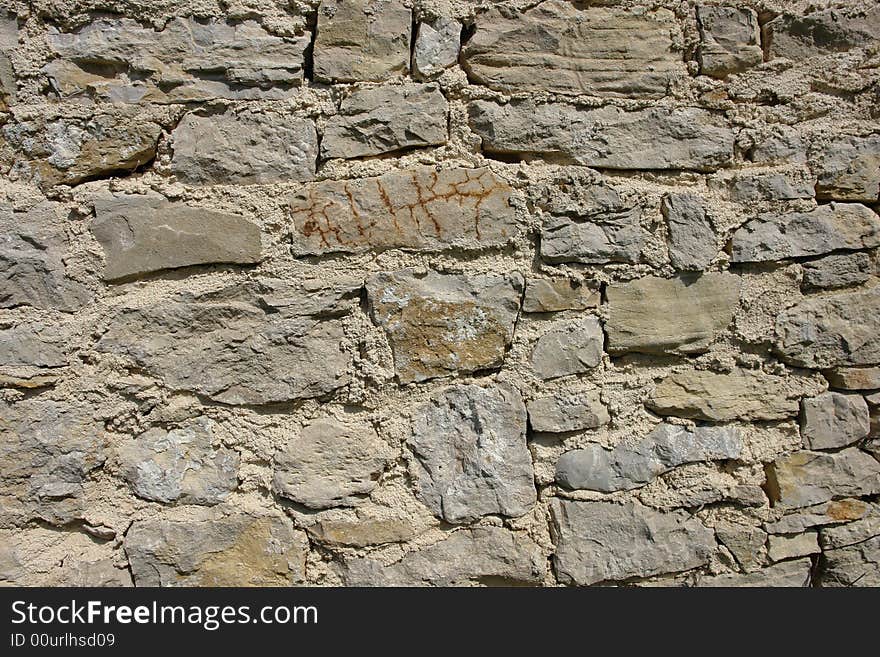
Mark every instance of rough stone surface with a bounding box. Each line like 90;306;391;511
469;101;736;171
662;193;716;271
170;111;317;185
814;135;880;202
125;509;307;586
322;84;447;159
801;253;871;291
819;504;880;551
116;417;239;505
606;273;740;355
698;559;812;587
697;6;762;78
92;194;262;280
0;13;17;108
768;449;880;509
551;500;715;585
409;384;536;524
556;424;743;492
0;399;106;527
765;9;880;61
413;18;460;80
522;278;600;313
530;317;604;380
801;392;870;450
462;2;685;98
95;284;353;405
340;527;546;586
541;206;644;265
288;167;516;255
45;17;309;102
367;269;523;383
775;287;880;369
272;419;393;510
0;200;90;311
765;499;871;535
826;367;880;391
527;390;609;434
715;522;766;572
818;536;880;587
648;368;801;421
308;518;416;548
711;172;816;202
768;532;820;562
313;0;411;83
730;203;880;263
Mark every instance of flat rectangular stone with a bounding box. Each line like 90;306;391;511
92;194;262;280
313;0;411;83
44;17;309;102
765;9;880;61
814;135;880;202
366;269;523;383
462;1;686;98
469;101;735;171
288;167;516;255
696;6;762;78
527;390;609;433
322;83;448;159
768;448;880;509
170;110;317;185
522;278;600;313
826;367;880;391
606;273;740;355
731;203;880;263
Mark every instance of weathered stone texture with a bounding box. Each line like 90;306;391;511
698;559;812;587
530;317;604;380
606;273;740;355
697;6;763;78
0;400;106;527
3;107;162;186
309;518;416;548
171;111;317;185
313;0;411;83
45;18;309;102
462;2;685;98
775;287;880;369
272;419;393;510
826;367;880;391
125;510;307;586
768;449;880;509
765;9;880;61
527;390;608;434
469;101;736;171
116;417;239;505
289;167;516;255
413;18;460;80
0;13;17;108
0;200;90;311
552;500;715;585
801;253;871;291
813;136;880;202
92;194;262;280
522;278;600;313
367;270;523;383
766;499;871;535
662;193;717;271
648;368;800;421
340;527;546;586
556;424;743;492
95;284;353;405
409;384;536;523
322;84;447;159
730;203;880;263
801;392;870;451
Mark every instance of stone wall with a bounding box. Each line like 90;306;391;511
1;0;879;587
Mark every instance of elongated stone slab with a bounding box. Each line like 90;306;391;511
469;101;736;171
775;287;880;369
556;424;743;492
730;203;880;263
462;1;685;98
606;273;740;355
767;448;880;508
44;17;309;102
289;167;515;255
92;194;262;280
